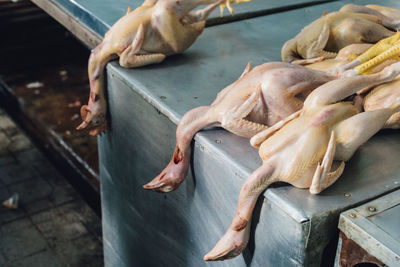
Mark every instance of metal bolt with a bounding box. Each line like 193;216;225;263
344;193;351;197
215;139;222;144
368;207;376;212
349;213;356;218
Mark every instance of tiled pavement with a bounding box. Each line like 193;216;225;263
0;108;103;267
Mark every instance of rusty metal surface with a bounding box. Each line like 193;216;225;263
337;232;384;267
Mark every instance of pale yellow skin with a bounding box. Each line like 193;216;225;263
304;43;373;72
144;44;400;260
363;77;400;129
365;4;400;24
281;4;400;63
77;0;226;135
142;3;400;260
304;42;400;129
143;62;335;192
204;62;400;261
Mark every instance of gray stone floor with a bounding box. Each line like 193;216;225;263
0;108;103;267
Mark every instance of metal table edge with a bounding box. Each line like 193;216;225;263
31;0;102;48
339;212;400;266
338;191;400;266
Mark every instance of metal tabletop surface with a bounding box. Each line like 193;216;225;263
108;0;400;223
43;0;335;37
92;0;400;265
338;190;400;266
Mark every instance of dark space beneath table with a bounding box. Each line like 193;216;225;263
0;0;99;207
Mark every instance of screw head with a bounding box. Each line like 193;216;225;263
368;207;376;212
349;213;356;218
344;193;351;197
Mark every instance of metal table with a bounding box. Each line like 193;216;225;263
29;0;400;266
97;1;400;266
30;0;334;48
335;190;400;267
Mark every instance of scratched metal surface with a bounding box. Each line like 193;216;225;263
97;0;400;266
49;0;334;37
99;71;310;267
337;190;400;266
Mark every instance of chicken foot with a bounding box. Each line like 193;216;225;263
338;32;400;74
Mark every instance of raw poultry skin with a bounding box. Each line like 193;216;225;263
304;36;400;129
77;0;228;135
203;62;400;261
143;62;335;192
143;43;399;193
363;77;400;129
304;43;373;72
281;4;400;63
143;43;397;193
337;38;400;129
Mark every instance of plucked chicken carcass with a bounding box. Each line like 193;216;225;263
143;38;400;193
281;4;400;64
204;61;400;261
77;0;247;135
143;62;336;192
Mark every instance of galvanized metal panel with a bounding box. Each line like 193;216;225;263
368;205;400;243
100;68;310;267
339;190;400;266
334;236;343;267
